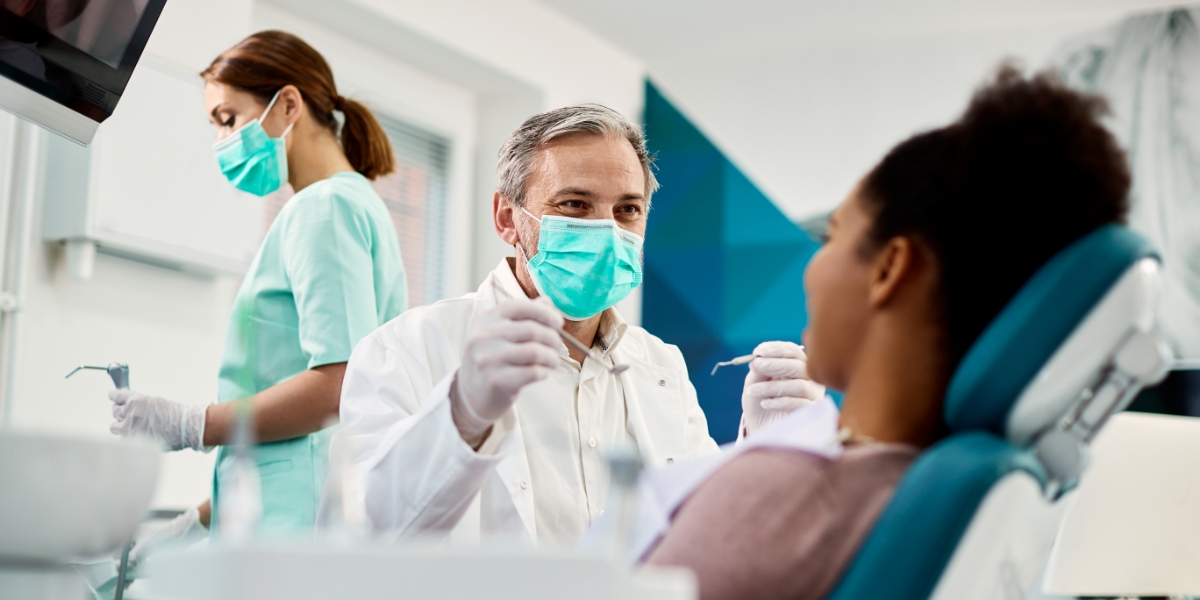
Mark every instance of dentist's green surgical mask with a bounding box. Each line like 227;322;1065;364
518;207;644;321
213;89;294;196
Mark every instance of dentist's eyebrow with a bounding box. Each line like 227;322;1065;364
552;187;596;198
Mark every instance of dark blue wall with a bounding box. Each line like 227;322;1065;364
642;81;821;443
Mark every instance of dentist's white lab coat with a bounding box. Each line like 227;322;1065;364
336;260;720;545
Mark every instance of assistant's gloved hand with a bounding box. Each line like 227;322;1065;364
120;505;208;570
451;296;564;445
109;390;208;452
741;341;826;438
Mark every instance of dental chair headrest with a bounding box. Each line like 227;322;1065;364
944;225;1163;444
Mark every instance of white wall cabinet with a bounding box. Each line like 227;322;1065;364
42;56;265;277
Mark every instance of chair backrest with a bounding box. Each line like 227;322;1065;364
826;225;1169;600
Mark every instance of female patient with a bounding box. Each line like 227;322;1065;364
644;66;1132;600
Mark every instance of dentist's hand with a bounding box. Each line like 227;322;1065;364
109;390;208;451
451;297;564;446
741;341;825;437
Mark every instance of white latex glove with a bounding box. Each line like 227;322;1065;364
121;505;208;570
451;296;564;444
109;390;207;452
741;341;826;437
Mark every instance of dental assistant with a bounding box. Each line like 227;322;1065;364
108;30;407;554
334;105;823;546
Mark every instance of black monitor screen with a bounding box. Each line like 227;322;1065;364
0;0;166;123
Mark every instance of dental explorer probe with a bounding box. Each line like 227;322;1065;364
710;345;806;375
491;284;628;375
710;354;755;375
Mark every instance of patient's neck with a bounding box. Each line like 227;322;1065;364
838;313;947;448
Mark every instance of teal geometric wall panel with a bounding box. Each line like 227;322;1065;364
643;80;821;443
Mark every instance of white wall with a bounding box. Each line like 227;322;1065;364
2;0;647;511
4;0;256;509
649;15;1131;220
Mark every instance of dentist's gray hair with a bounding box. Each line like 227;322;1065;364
496;104;659;206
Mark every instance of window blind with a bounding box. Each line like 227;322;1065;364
261;114;452;309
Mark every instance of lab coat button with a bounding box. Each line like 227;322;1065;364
588;437;597;448
666;458;674;464
520;481;528;490
658;379;666;386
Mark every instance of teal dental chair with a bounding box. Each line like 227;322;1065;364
826;225;1172;600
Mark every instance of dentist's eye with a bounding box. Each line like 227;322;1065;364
616;205;643;220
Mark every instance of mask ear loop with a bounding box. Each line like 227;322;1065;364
512;205;553;303
513;205;542;263
261;89;295;140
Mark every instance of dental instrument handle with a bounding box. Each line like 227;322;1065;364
107;363;131;598
108;363;129;389
66;363;134;596
114;540;133;600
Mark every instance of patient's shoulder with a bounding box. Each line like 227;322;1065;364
707;444;916;489
646;446;918;600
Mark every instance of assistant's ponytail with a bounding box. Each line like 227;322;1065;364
203;30;396;180
337;96;395;180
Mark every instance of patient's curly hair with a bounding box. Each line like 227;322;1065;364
861;63;1131;369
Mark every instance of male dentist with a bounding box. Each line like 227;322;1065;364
336;105;821;546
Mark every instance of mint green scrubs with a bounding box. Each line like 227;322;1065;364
211;172;407;536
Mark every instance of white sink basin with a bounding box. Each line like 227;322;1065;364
0;431;159;561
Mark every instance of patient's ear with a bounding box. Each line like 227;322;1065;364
868;236;921;307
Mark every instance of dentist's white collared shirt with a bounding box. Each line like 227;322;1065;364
334;259;720;546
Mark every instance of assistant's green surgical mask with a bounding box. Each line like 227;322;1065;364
518;207;644;321
213;89;293;197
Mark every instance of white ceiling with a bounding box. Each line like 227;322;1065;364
533;0;1192;219
535;0;1185;66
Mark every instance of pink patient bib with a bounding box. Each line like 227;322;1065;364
628;397;844;561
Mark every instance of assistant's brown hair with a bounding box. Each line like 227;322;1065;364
201;30;395;180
